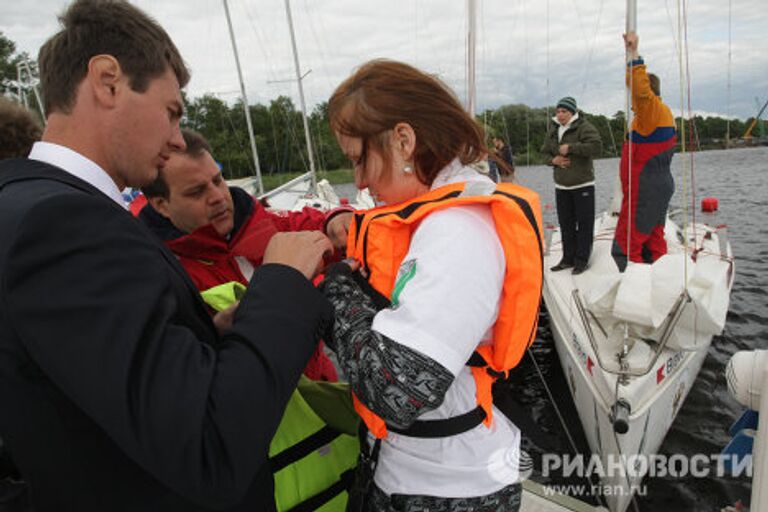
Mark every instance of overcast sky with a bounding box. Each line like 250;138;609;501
2;0;766;121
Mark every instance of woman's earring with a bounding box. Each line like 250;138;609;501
403;164;413;173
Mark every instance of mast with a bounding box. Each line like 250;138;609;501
223;0;264;195
466;0;477;118
611;0;637;215
625;0;636;130
284;0;317;192
625;0;637;35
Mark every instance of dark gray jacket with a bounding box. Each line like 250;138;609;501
0;159;331;511
541;113;602;187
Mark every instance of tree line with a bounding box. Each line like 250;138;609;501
2;31;760;181
182;94;756;180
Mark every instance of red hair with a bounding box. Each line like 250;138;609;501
328;59;486;186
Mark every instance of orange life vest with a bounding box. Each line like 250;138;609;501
346;180;544;439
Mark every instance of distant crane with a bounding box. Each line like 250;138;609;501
743;97;768;139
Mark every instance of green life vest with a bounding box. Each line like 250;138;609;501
202;282;359;511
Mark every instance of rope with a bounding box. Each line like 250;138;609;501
527;294;608;509
611;375;642;512
526;348;580;456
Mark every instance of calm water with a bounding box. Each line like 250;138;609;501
336;146;767;511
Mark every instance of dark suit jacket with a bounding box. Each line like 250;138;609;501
0;159;331;511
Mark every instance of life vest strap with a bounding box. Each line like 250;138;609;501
270;426;342;472
385;350;502;439
285;468;356;512
466;351;507;379
387;405;486;438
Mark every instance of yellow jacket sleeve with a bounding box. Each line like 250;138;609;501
627;61;675;137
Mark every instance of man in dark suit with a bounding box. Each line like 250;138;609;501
0;1;333;511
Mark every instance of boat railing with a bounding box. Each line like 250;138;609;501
258;171;314;201
572;289;692;378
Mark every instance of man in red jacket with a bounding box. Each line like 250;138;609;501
611;31;677;271
140;128;351;381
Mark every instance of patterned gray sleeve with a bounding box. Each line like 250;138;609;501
321;272;454;430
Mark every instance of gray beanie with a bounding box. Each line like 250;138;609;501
556;96;577;114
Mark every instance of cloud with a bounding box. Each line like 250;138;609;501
2;0;765;120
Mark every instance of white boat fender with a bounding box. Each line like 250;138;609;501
610;399;631;434
726;349;768;410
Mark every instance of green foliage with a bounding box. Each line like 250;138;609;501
182;94;349;180
0;32;18;88
481;104;749;166
183;95;755;178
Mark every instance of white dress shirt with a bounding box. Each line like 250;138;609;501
28;141;128;209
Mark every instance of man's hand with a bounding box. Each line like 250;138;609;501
558;144;570;156
325;212;353;250
624;31;639;59
263;231;333;280
213;302;238;336
552;155;571;168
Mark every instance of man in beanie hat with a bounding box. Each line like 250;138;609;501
611;31;676;271
542;96;602;274
556;96;578;115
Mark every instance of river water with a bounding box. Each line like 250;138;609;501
336;146;767;511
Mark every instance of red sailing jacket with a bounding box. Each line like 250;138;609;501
139;187;347;381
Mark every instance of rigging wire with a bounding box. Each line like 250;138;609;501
624;19;634;275
241;0;307;169
522;0;531;167
300;0;335;96
726;0;732;147
571;0;606;100
682;0;698;245
545;0;550;122
662;0;681;77
675;0;690;286
240;1;281;94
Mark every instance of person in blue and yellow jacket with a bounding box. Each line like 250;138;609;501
612;31;677;272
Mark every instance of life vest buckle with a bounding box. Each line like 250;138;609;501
486;367;507;379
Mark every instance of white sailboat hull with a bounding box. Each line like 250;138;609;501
543;212;734;512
